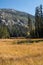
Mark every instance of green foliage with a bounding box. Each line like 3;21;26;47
9;25;28;38
35;5;43;38
10;26;21;37
0;25;10;38
28;16;35;38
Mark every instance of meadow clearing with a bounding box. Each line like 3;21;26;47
0;39;43;65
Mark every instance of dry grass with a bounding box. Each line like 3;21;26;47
0;39;43;65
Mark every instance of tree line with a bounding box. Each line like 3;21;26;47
28;4;43;38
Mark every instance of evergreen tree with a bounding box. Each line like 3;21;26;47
35;5;43;38
0;25;10;38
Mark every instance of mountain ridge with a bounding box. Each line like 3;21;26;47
0;9;35;38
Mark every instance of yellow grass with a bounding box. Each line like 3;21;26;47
0;39;43;65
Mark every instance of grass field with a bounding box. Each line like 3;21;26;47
0;39;43;65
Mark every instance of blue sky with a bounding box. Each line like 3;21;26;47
0;0;43;15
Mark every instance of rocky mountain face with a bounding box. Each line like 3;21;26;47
0;9;35;38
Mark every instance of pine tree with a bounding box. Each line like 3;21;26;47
0;25;10;38
35;5;43;38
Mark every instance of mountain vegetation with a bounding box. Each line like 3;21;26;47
0;5;43;38
0;9;34;38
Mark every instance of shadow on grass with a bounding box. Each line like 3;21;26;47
17;40;43;44
12;39;43;44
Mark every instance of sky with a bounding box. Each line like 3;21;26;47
0;0;43;15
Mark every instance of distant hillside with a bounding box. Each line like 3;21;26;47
0;9;35;38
